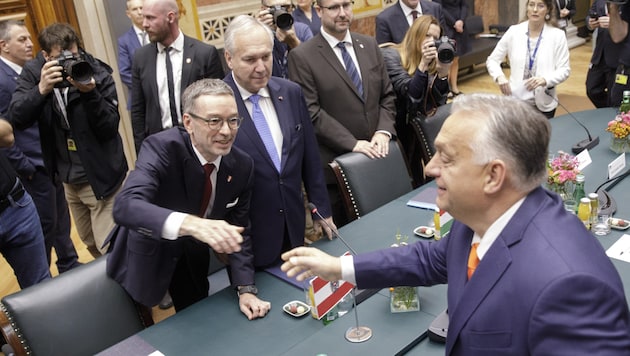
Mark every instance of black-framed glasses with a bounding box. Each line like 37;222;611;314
188;112;243;130
320;1;354;13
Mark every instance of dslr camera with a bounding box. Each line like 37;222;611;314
589;10;598;19
267;5;294;30
434;36;456;64
54;50;93;88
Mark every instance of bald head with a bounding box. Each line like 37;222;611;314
142;0;180;46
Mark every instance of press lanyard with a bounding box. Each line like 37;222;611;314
526;26;543;73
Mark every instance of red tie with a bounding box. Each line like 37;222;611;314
411;10;419;21
199;163;215;217
467;243;480;280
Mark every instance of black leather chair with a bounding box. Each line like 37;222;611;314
329;140;413;222
409;103;452;177
0;257;153;356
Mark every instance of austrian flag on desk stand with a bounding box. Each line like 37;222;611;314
308;252;354;319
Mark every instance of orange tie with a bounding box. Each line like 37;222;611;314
467;243;480;280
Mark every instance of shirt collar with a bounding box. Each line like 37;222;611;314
230;72;271;101
191;140;222;168
157;30;184;53
0;56;22;75
399;1;421;17
472;197;526;260
320;28;353;49
133;25;144;36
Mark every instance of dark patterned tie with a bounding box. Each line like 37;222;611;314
411;10;419;21
164;46;179;128
199;163;215;217
336;42;364;99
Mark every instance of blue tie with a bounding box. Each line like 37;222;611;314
249;94;281;172
336;42;363;99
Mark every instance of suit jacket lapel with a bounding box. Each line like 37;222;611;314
315;35;362;100
181;131;205;214
211;152;234;217
267;78;291;171
180;36;193;89
352;36;368;100
147;44;160;103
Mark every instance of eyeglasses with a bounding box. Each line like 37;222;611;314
188;112;243;130
527;2;546;10
320;1;354;13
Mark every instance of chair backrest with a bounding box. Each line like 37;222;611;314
329;140;413;222
410;103;452;168
465;15;484;36
0;257;152;356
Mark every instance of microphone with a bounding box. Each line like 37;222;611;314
307;202;357;255
544;89;599;154
594;168;630;216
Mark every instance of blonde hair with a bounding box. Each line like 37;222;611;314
397;15;441;76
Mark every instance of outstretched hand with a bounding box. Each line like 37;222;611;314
281;247;342;282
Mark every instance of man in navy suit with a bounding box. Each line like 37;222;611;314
107;79;271;318
131;0;224;152
223;15;334;269
376;0;446;44
117;0;145;110
0;20;79;273
282;94;630;354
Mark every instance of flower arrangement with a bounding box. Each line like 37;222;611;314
547;151;580;186
607;112;630;139
607;113;630;153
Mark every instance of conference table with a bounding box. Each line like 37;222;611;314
101;108;630;355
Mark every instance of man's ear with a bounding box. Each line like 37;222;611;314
484;159;506;194
224;50;233;70
41;50;51;61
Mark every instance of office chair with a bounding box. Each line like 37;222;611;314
0;257;153;356
329;140;413;222
409;103;452;176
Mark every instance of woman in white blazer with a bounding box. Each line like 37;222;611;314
486;0;570;118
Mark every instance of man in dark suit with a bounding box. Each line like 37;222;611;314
376;0;446;44
223;15;334;268
282;94;630;354
117;0;145;110
107;79;271;318
131;0;224;152
288;0;397;225
0;20;79;272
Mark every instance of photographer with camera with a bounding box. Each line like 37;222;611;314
486;0;570;118
8;23;128;258
257;0;313;79
586;0;621;108
380;15;451;186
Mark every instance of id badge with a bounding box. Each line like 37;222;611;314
67;138;77;151
616;74;628;86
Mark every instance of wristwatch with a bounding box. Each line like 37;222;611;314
236;285;258;296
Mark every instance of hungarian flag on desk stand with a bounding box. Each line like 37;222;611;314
308;252;354;319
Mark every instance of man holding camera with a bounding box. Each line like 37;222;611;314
9;23;128;258
288;0;396;226
258;0;313;79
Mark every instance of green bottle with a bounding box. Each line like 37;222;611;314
619;91;630;114
573;174;586;213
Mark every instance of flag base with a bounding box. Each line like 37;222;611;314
345;326;372;343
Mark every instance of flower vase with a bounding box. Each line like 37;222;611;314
389;286;420;313
547;183;569;201
609;136;630;154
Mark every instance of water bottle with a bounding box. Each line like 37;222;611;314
573;174;586;213
619;90;630;114
336;292;354;317
322;305;338;325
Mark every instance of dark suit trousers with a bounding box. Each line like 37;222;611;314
169;238;210;312
22;169;79;272
586;62;616;108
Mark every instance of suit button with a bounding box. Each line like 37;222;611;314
279;209;284;214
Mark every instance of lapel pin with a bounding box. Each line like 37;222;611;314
359;44;364;49
278;96;284;101
186;58;191;64
227;175;232;182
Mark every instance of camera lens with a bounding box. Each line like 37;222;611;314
274;11;293;30
67;61;93;84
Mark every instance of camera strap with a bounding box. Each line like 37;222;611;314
53;88;70;129
422;73;440;117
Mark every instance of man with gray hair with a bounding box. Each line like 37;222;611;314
223;15;334;271
281;93;630;354
107;78;271;318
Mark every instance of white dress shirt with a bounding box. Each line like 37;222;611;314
156;31;184;129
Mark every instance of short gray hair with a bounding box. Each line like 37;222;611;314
224;15;274;55
451;94;550;192
182;79;235;114
0;20;25;42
